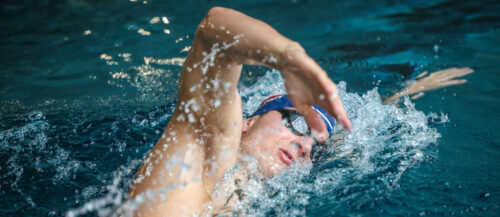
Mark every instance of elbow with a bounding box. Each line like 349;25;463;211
195;7;233;38
198;7;232;29
206;6;233;19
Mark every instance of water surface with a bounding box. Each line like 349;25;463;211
1;0;499;216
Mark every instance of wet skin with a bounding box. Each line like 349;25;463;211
240;108;314;177
128;7;351;217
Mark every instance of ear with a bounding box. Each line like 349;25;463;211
242;116;258;135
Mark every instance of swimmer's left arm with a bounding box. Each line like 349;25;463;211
382;67;473;104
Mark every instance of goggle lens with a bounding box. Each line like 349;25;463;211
278;109;322;145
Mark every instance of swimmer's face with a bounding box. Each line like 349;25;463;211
240;109;315;177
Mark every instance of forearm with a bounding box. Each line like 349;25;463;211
177;7;301;123
196;7;298;70
183;7;351;135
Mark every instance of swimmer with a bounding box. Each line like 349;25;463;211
126;7;473;217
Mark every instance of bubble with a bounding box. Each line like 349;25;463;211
188;113;196;123
176;114;185;122
214;99;221;108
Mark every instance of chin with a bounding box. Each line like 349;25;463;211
262;162;287;178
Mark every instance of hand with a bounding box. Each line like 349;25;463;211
382;67;474;104
279;43;352;141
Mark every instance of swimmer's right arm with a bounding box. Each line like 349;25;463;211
196;7;352;135
126;7;351;217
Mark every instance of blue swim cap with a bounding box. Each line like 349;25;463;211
250;94;336;135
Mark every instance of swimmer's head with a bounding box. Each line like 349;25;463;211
239;95;335;177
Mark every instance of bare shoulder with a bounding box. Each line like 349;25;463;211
127;6;246;215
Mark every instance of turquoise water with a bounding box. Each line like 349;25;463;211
1;0;499;216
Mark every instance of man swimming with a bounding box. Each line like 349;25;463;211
126;7;473;217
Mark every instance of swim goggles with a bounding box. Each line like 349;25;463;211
249;94;336;136
276;108;311;136
276;108;324;149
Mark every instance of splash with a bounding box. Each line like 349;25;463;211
67;34;246;217
0;111;80;208
226;70;441;216
239;69;286;117
68;65;440;217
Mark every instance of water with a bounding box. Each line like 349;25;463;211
1;0;499;216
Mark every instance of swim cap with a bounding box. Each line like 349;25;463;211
250;94;336;135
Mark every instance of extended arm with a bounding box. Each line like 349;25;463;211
382;67;473;104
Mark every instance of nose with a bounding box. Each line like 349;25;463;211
292;137;313;161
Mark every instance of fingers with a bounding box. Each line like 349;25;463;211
431;67;474;81
331;96;353;131
438;79;467;88
416;71;428;79
409;67;473;93
320;79;353;131
445;67;474;79
297;105;328;143
285;50;353;132
411;92;425;100
382;92;403;104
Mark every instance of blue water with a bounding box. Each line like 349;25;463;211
1;0;499;216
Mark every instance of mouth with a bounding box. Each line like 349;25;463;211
278;148;294;166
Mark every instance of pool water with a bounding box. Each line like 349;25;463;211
1;0;499;216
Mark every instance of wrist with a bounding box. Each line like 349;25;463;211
277;41;305;71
